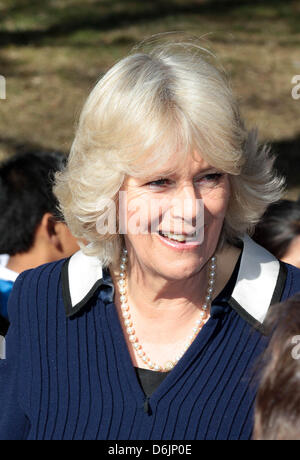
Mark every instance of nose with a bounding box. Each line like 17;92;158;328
170;184;203;231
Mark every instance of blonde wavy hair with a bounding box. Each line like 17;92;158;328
54;39;284;267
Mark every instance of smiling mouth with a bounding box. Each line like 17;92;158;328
158;230;197;244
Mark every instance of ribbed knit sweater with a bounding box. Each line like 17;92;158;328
0;254;299;440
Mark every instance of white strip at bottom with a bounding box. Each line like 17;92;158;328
0;335;6;359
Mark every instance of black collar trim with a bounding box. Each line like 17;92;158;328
62;258;106;318
61;235;285;329
228;261;287;335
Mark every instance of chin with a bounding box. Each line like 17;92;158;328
157;260;202;281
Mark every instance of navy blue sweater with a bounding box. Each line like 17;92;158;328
0;255;299;440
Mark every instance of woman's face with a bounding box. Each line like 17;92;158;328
120;152;231;280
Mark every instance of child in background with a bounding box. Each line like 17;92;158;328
253;200;300;269
0;151;79;358
253;294;300;440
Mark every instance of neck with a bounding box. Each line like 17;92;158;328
6;246;50;274
113;244;240;336
115;243;239;308
128;262;209;319
111;243;241;370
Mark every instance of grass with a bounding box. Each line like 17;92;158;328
0;0;300;193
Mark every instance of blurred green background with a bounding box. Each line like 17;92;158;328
0;0;299;195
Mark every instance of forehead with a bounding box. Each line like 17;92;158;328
132;151;215;181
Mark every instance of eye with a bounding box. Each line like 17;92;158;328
195;173;224;185
205;173;223;180
145;178;171;188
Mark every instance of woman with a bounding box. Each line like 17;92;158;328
253;199;300;269
1;40;300;440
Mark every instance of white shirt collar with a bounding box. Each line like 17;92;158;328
61;235;286;332
230;234;283;325
0;254;18;282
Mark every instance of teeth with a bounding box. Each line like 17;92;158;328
162;232;187;242
159;230;198;243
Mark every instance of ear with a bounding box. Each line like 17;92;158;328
41;212;64;252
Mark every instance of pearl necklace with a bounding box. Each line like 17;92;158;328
118;248;217;372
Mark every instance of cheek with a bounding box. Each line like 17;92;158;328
204;185;230;224
126;199;153;235
123;188;166;236
120;186;152;235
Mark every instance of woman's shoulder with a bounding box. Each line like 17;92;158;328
8;258;68;323
13;257;67;294
4;258;69;365
9;250;106;322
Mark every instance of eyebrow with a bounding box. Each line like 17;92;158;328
141;166;220;181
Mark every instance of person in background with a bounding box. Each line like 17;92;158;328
253;199;300;269
253;294;300;440
0;152;80;356
0;254;15;352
